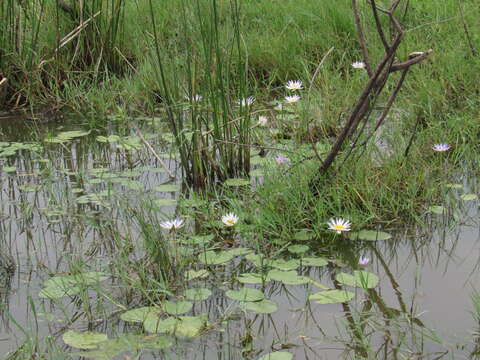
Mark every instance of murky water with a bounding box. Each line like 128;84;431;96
0;117;479;359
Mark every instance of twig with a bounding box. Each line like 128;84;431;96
308;47;334;93
352;0;373;77
130;124;176;179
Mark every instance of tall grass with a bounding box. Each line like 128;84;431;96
148;0;252;188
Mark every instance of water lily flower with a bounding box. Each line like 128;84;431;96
222;213;239;227
328;218;351;234
285;80;303;91
358;256;370;267
275;155;289;164
285;95;300;104
258;116;268;126
432;143;450;152
352;61;366;69
237;97;255;107
160;218;184;230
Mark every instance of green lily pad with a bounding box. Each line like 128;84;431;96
267;269;309;285
445;183;462;189
224;178;250;187
3;166;16;173
293;230;314;241
63;330;107;350
226;247;252;256
309;289;356;304
258;351;293;360
185;288;212;301
162;300;192;315
240;299;278;314
120;307;161;323
226;288;264;302
185;234;215;245
198;250;234;265
185;269;209;281
336;270;379;289
154;199;177;207
154;184;181;192
144;315;207;337
348;230;392;241
288;245;309;254
428;205;445;215
461;193;478;201
301;257;328;267
270;259;301;271
237;273;266;284
39;272;107;299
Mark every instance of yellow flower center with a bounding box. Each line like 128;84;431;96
333;224;346;230
227;219;235;224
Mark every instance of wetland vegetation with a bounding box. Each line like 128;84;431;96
1;0;480;359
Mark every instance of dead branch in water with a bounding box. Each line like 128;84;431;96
313;0;432;183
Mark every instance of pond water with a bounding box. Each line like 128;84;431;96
0;117;479;359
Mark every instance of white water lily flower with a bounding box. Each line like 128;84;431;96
327;218;351;234
352;61;366;69
432;143;450;152
160;218;185;230
237;97;255;107
274;103;283;111
285;80;303;91
285;95;300;104
222;213;239;227
258;116;268;126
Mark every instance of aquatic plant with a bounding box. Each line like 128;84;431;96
327;218;352;234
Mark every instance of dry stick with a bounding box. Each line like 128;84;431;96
130;124;176;179
308;46;335;93
352;0;373;78
369;0;390;51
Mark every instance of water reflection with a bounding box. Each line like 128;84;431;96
0;118;479;359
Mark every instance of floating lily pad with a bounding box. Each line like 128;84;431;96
154;199;177;207
445;183;462;189
224;178;250;187
162;300;192;315
348;230;392;241
267;270;309;285
227;247;252;256
240;299;278;314
185;288;212;301
293;230;314;241
309;289;355;304
185;269;209;281
237;273;266;284
270;259;301;271
461;193;478;201
198;250;234;265
301;257;328;267
63;330;107;350
154;184;181;192
288;245;309;254
428;205;445;215
39;272;107;299
226;288;264;302
144;315;207;337
336;271;379;289
120;307;161;323
258;351;293;360
3;166;16;173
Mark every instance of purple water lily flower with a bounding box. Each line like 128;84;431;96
433;143;450;152
358;256;370;267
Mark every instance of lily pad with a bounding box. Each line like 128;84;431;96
267;270;309;285
288;245;309;254
348;230;392;241
224;178;250;187
144;315;207;337
198;250;234;265
428;205;445;215
185;288;212;301
226;288;264;302
154;199;177;207
309;289;355;304
240;299;278;314
301;257;328;267
120;307;161;323
63;330;107;349
270;259;301;271
237;273;266;284
293;230;314;241
154;184;181;192
162;300;192;315
461;193;478;201
336;270;379;289
185;269;209;281
258;351;293;360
